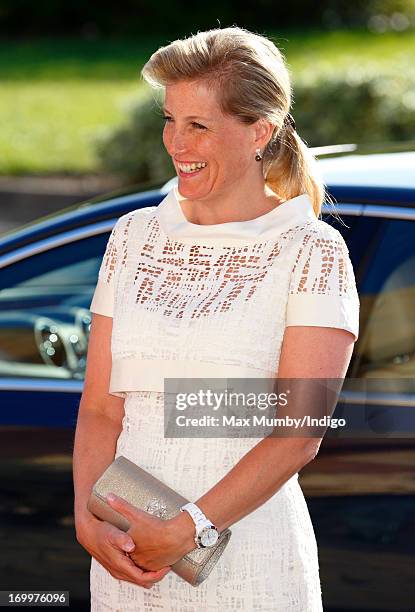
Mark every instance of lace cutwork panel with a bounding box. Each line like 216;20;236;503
133;237;284;318
90;206;359;388
290;232;351;295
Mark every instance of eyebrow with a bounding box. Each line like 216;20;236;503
162;107;210;121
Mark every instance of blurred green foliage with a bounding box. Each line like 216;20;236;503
95;63;415;183
95;92;171;183
1;29;413;176
295;64;415;144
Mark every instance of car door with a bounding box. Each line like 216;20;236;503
302;202;415;612
337;210;415;437
0;221;116;606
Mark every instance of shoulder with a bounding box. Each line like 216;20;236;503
111;205;159;238
286;219;360;341
288;218;357;290
290;218;351;255
116;204;158;227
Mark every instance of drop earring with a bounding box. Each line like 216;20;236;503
255;148;262;161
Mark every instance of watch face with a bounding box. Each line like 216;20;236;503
200;527;219;547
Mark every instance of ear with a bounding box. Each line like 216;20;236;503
253;118;275;150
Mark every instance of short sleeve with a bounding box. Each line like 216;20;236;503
285;224;360;342
89;219;122;317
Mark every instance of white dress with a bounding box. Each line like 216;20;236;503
88;185;360;611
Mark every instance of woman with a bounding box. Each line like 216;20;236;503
73;26;360;611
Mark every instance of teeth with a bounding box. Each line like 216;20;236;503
178;161;207;173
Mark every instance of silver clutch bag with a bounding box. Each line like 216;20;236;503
87;455;232;586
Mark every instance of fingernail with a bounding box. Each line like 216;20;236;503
123;542;135;552
107;493;116;502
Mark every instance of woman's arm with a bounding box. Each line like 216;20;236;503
73;313;125;533
164;325;355;550
73;313;171;588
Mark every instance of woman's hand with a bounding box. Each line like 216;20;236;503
76;512;171;589
106;493;196;571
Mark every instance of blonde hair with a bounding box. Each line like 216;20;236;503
141;26;329;217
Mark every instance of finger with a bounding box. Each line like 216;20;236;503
109;560;165;589
106;525;136;553
106;493;143;521
110;568;152;589
125;556;171;582
122;556;169;585
119;536;135;553
153;566;172;579
102;535;171;587
141;566;171;580
126;557;171;581
104;551;154;586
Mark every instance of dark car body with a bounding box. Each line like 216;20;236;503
0;142;414;610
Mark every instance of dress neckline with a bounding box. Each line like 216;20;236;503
156;184;317;245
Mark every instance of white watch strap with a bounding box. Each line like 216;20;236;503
180;502;213;529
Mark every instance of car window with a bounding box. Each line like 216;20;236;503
348;216;415;392
321;209;360;238
0;231;110;380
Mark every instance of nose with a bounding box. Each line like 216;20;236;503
171;130;189;152
166;122;193;154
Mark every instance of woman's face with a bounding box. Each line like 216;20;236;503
162;79;264;201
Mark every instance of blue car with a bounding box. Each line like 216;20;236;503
0;142;414;611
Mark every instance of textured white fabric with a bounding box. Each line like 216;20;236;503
90;392;323;611
88;186;360;610
90;186;359;399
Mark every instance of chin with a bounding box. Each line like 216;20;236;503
178;181;200;192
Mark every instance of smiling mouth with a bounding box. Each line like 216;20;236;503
177;161;208;174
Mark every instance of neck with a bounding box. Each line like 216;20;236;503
177;176;284;225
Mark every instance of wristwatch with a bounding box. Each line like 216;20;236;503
180;502;220;548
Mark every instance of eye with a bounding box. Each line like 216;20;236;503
162;115;206;130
